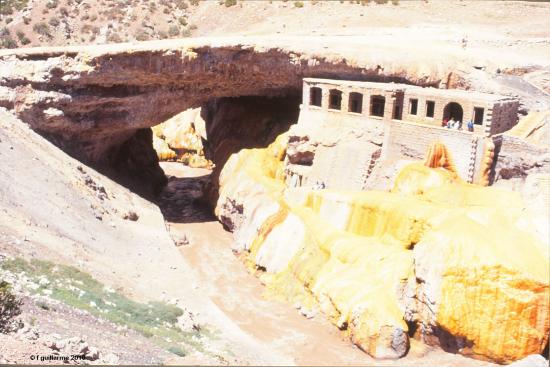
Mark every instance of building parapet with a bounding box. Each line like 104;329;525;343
301;78;520;136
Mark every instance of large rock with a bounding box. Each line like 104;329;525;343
215;132;550;363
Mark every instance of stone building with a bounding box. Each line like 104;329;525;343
287;78;521;189
301;78;519;135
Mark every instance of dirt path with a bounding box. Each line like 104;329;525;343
158;162;498;367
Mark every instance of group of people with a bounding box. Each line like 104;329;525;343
442;118;475;132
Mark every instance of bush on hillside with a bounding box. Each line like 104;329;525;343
46;0;59;9
168;25;180;37
135;28;150;41
224;0;236;7
16;30;30;45
0;0;29;16
49;17;60;26
0;281;22;333
33;22;51;37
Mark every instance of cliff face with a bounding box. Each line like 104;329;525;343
215;133;550;363
1;36;539;194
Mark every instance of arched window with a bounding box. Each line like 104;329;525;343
329;89;342;110
370;95;385;117
348;92;363;113
310;87;322;107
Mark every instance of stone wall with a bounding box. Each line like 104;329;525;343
381;120;485;183
492;134;550;184
303;78;519;137
490;101;520;135
402;90;493;134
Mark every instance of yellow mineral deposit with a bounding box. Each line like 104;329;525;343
151;109;211;167
152;133;176;161
216;134;550;363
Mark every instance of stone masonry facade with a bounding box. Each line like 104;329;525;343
287;78;520;188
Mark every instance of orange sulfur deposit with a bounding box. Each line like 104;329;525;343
215;135;549;362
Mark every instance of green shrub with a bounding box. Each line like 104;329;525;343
46;0;59;9
224;0;236;7
33;22;51;37
0;0;29;16
107;32;122;43
178;17;187;26
168;25;179;37
16;30;30;45
190;0;200;5
0;34;16;48
49;17;60;26
181;28;191;37
0;281;23;332
168;345;186;357
135;28;150;41
294;1;303;8
175;0;188;10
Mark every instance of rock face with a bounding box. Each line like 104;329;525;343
202;95;300;205
152;108;211;168
0;37;538;194
215;131;550;363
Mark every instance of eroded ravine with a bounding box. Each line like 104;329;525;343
157;162;498;367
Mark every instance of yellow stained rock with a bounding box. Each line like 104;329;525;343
215;134;550;363
151;109;211;167
152;133;176;161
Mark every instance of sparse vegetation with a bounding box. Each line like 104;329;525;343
178;16;188;26
168;25;180;37
135;28;150;41
33;22;51;37
168;345;186;357
174;0;188;10
46;0;59;9
181;28;191;37
294;1;304;8
5;17;13;24
0;0;29;16
0;27;17;48
224;0;237;7
49;17;60;27
107;32;123;43
190;0;200;5
1;258;214;355
0;280;22;332
16;30;30;45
